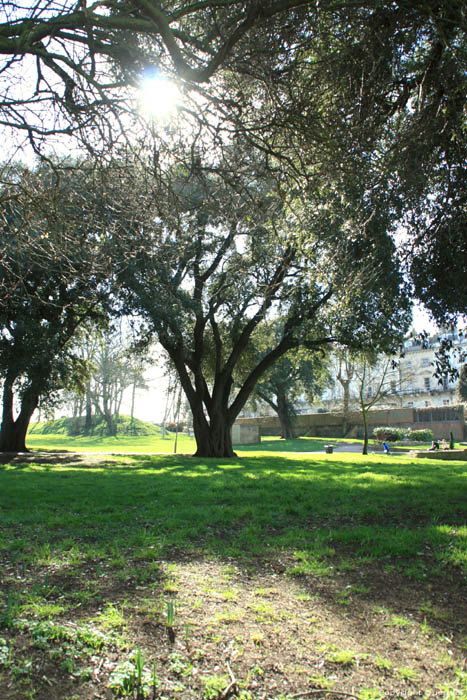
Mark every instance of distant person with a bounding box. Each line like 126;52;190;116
383;441;390;454
428;440;440;451
442;438;448;450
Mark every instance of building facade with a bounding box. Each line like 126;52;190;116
318;330;466;413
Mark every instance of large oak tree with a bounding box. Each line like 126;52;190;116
116;140;410;457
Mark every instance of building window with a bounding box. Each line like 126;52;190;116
422;358;430;367
424;377;431;391
443;399;450;405
407;402;413;407
391;381;397;393
425;401;430;407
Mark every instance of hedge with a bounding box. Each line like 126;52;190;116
372;426;433;442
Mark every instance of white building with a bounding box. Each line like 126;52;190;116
318;330;466;413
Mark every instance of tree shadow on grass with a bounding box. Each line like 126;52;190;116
1;451;465;645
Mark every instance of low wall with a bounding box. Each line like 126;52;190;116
237;405;466;441
232;422;260;445
408;449;467;461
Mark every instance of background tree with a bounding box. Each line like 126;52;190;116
61;323;151;435
354;353;393;455
88;326;149;436
333;348;358;438
458;364;467;404
244;329;331;439
0;161;113;451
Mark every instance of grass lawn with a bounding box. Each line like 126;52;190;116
0;445;466;699
25;430;199;455
24;432;369;455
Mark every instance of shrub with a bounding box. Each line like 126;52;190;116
408;429;433;442
372;426;404;442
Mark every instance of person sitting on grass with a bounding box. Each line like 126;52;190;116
428;440;440;451
383;441;390;454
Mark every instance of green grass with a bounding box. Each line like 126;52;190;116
1;445;466;698
238;435;343;452
25;430;198;454
2;449;466;570
24;431;376;454
29;415;162;437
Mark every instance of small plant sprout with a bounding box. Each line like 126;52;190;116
0;637;9;664
166;600;175;627
0;590;20;629
135;649;144;699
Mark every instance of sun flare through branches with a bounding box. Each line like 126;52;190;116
139;74;181;119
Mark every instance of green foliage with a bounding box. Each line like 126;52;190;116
458;365;467;403
108;649;155;698
372;427;405;442
202;673;229;699
165;600;175;628
0;637;9;665
408;429;433;442
244;326;332;439
0;591;20;629
373;426;433;442
118;140;410;457
0;161;113;450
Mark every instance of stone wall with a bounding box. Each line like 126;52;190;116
236;405;466;441
232;422;260;445
408;449;467;460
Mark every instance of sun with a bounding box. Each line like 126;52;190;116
139;74;181;118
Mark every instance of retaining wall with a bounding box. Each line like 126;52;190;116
236;405;466;440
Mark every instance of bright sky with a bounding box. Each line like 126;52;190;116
411;303;438;334
120;365;169;424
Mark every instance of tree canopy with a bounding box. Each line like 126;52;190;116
0;160;113;451
114;138;410;456
1;1;465;319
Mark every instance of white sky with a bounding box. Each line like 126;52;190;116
120;364;169;423
411;303;438;334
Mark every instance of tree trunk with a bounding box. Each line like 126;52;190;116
102;392;116;436
342;381;350;436
0;379;39;452
277;393;295;439
84;385;92;432
103;410;117;436
191;406;235;458
361;408;369;455
360;390;369;455
129;380;137;434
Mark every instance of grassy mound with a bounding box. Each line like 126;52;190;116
29;414;161;437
